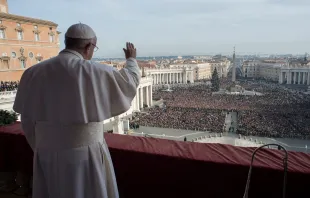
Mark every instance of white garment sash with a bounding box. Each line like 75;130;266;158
35;121;104;151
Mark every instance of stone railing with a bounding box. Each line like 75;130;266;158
145;68;185;73
0;90;17;99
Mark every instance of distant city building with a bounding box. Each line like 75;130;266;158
0;0;60;81
242;58;310;85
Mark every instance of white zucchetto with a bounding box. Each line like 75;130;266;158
65;23;96;39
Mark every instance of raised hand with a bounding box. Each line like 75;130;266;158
123;42;137;59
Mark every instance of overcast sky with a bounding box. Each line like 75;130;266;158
9;0;310;57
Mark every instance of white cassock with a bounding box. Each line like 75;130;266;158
13;49;141;198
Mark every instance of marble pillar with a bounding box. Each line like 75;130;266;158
149;85;153;106
113;116;124;134
140;87;144;109
136;89;140;110
145;86;149;107
287;72;291;84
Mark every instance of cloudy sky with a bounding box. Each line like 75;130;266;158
9;0;310;57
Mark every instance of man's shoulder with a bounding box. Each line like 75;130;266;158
88;61;117;73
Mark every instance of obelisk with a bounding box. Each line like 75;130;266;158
232;46;236;82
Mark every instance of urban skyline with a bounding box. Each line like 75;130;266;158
9;0;310;57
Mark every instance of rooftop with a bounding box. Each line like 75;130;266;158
0;12;58;26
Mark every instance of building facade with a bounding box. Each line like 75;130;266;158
242;60;284;82
0;0;60;81
146;67;195;85
279;60;310;85
194;63;212;80
209;61;230;78
242;59;310;85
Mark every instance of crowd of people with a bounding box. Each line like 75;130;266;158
136;78;310;139
138;107;225;132
0;81;19;92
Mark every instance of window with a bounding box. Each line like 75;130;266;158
20;59;26;68
29;52;34;58
17;31;23;40
49;35;54;42
0;29;5;39
0;20;2;24
35;33;39;41
11;52;16;58
49;27;52;30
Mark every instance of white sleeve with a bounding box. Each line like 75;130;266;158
106;58;141;117
121;58;141;87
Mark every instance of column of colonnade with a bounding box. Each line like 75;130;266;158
151;71;196;85
132;84;153;112
279;71;310;85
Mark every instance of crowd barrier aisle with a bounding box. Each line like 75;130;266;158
1;122;310;198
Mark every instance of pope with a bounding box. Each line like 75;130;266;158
13;23;141;198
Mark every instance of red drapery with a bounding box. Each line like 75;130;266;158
1;122;310;198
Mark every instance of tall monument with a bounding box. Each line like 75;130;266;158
232;46;236;82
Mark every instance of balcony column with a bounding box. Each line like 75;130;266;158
298;72;301;84
140;87;144;109
136;88;140;111
308;71;310;85
148;85;152;106
144;86;149;107
113;116;124;134
169;73;171;84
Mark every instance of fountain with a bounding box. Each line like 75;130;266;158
162;84;173;92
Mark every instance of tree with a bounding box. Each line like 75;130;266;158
0;110;18;126
211;68;220;92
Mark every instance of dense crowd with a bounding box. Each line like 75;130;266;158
0;81;19;92
138;107;225;132
136;79;310;139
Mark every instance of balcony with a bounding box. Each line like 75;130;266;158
0;122;310;198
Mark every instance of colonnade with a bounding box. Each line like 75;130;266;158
279;70;310;85
151;72;194;85
132;84;153;112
